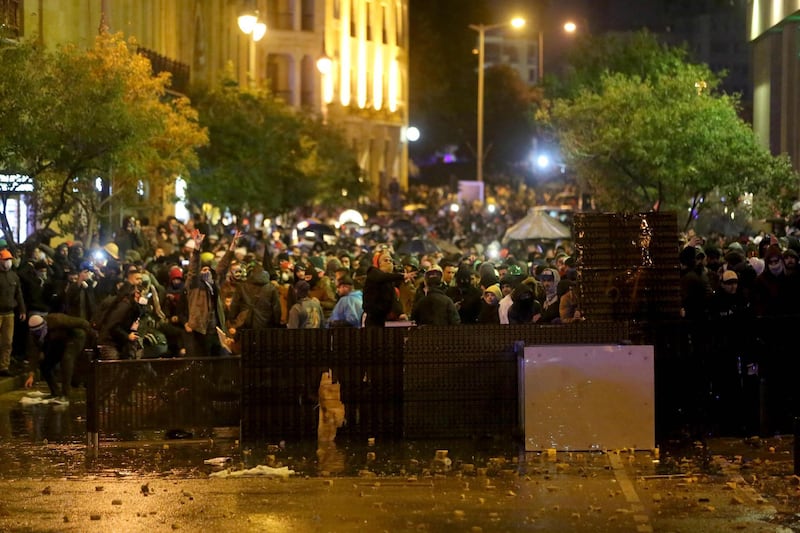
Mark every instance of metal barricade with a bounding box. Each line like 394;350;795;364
86;356;240;455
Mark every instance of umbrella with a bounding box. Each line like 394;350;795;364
431;238;462;255
389;218;418;234
502;208;572;243
397;238;441;255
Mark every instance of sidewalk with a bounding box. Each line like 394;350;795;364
0;374;22;395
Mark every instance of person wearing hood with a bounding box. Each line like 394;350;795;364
162;266;188;356
446;265;482;324
537;268;562;323
679;243;712;321
508;277;542;324
183;230;231;356
231;267;281;331
477;284;502;324
752;244;792;317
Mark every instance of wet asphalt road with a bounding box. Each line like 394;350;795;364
0;387;796;532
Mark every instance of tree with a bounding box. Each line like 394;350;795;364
189;77;363;219
543;32;798;230
0;32;207;247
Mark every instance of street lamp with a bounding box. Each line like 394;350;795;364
469;17;525;183
238;10;266;87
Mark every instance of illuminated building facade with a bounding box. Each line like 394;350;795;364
748;1;800;168
11;0;409;226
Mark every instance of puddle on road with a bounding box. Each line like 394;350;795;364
1;387;760;482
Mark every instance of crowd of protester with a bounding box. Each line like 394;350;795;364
2;182;800;408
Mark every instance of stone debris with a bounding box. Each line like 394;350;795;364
209;465;295;478
203;457;232;466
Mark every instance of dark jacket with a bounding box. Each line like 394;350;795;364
446;284;483;324
362;266;405;326
752;271;791;317
411;286;461;326
508;285;542;324
97;293;141;349
0;269;25;315
62;280;97;321
232;270;282;329
17;262;56;314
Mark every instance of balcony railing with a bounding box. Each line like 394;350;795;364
137;47;190;96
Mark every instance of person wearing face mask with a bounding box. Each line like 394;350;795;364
17;244;56;316
752;244;792;317
0;249;25;377
274;252;295;326
162;266;188;356
24;312;93;403
62;262;97;321
536;268;562;324
183;230;238;356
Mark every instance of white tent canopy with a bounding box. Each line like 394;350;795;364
502;207;572;243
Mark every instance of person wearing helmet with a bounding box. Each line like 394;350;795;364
0;248;25;377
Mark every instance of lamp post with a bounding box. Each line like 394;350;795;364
469;17;525;183
238;10;267;87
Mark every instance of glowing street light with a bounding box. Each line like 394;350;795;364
468;17;526;183
238;9;266;87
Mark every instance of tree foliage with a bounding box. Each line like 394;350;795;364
189;78;363;218
542;31;798;230
0;32;207;246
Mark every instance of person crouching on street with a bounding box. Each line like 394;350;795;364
25;312;93;404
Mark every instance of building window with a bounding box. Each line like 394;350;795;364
395;2;403;45
300;55;315;107
301;0;314;31
381;5;388;44
350;1;357;36
267;0;294;31
366;1;373;41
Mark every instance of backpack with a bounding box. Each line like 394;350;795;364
291;299;322;329
302;300;322;329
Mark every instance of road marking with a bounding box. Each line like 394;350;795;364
609;453;653;533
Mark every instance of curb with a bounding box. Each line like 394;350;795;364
0;376;22;395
